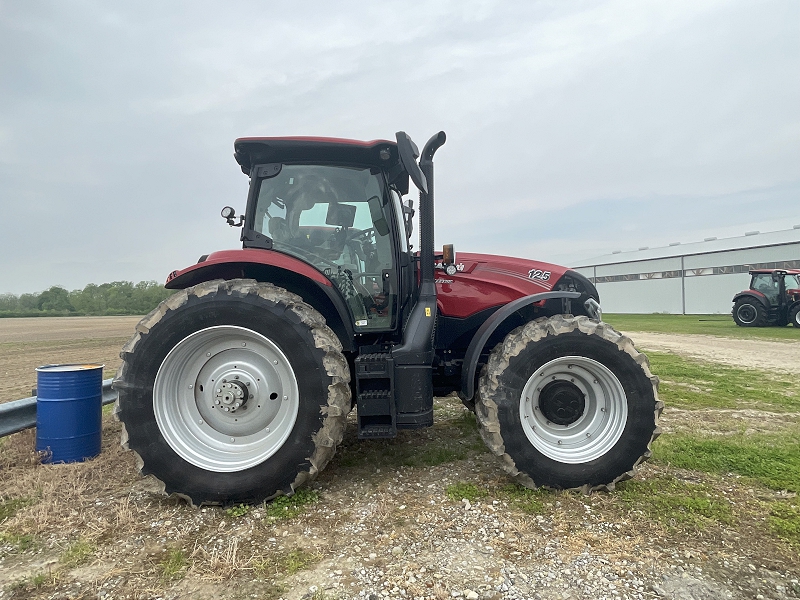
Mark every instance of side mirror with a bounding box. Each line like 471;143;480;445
221;206;244;228
368;196;390;236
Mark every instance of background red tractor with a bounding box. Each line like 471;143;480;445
114;131;661;505
732;269;800;328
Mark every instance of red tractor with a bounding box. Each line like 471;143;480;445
114;132;661;505
732;269;800;328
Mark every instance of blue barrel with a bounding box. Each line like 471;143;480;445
35;364;104;463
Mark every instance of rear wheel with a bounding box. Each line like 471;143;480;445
113;279;350;505
790;305;800;328
733;298;767;327
475;315;661;491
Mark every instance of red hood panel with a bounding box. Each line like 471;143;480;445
436;252;570;318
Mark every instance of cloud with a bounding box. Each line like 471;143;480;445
0;0;797;294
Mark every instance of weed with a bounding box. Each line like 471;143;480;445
654;432;800;492
454;410;478;433
158;548;187;581
30;572;48;587
60;538;95;568
498;483;550;514
254;547;320;577
768;500;800;548
445;482;488;503
618;477;733;529
225;504;250;518
264;488;320;522
0;497;32;521
0;532;37;554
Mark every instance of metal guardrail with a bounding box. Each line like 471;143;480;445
0;379;117;438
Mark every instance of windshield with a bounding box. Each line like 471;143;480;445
252;164;396;330
785;274;799;289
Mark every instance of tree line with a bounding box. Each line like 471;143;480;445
0;281;174;317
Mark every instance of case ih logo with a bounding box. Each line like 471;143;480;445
528;269;551;281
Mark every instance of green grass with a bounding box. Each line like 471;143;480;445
445;482;489;503
647;351;799;411
59;538;95;568
0;532;37;555
224;504;250;518
768;500;800;548
618;476;734;529
254;547;319;578
158;548;187;581
497;484;551;515
654;431;800;493
0;497;32;522
604;313;800;340
264;488;320;522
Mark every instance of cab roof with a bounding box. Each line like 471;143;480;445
750;269;800;275
233;136;399;174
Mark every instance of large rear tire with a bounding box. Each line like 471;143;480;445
113;279;350;505
732;298;767;327
475;315;661;492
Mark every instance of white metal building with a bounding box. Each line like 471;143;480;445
572;227;800;314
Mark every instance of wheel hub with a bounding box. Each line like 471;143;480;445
538;380;586;425
216;379;249;412
737;304;756;324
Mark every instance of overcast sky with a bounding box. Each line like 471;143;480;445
1;0;798;295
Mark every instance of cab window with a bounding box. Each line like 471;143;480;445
253;164;396;331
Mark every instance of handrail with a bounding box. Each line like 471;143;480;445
0;379;117;438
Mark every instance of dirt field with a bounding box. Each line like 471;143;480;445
623;331;800;375
0;316;140;403
0;318;798;600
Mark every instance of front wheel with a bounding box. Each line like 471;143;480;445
790;305;800;329
732;298;767;327
113;279;351;505
475;315;661;492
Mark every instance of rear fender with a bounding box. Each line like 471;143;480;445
732;290;769;309
459;291;581;403
165;256;354;351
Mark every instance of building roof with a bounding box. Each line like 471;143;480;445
573;226;800;268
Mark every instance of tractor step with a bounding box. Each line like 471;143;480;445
355;353;396;439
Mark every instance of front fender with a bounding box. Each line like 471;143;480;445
459;291;582;403
732;290;769;309
163;250;354;351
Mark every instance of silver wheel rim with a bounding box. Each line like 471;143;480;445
154;325;299;472
519;356;627;464
737;303;757;324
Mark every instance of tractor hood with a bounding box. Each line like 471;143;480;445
434;252;597;319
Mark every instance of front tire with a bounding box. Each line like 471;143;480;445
790;305;800;329
732;298;767;327
475;315;661;492
113;279;350;505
